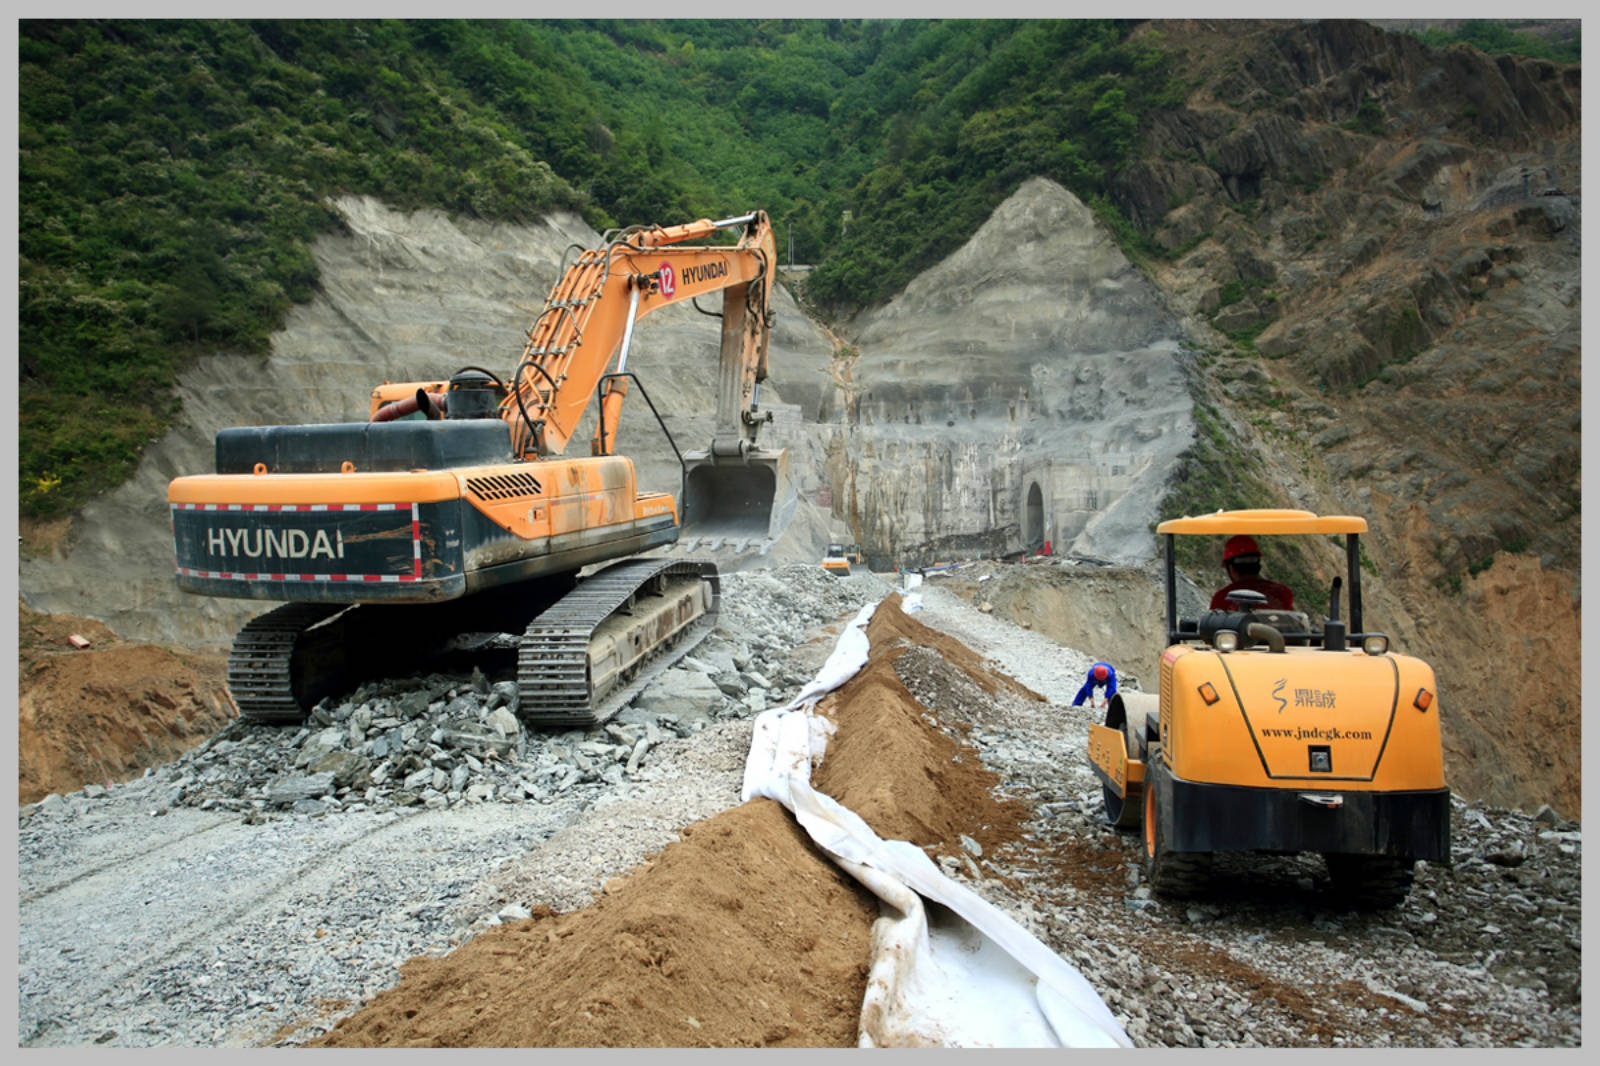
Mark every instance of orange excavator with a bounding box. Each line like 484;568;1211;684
168;211;793;729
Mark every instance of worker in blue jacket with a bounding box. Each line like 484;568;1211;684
1072;662;1118;707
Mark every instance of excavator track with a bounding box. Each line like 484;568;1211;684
226;599;486;724
517;558;721;730
223;559;720;730
227;602;347;723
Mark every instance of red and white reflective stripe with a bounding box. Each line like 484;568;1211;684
173;502;423;583
178;569;420;583
172;502;410;513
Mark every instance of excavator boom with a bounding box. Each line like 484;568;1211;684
367;211;791;543
506;211;775;459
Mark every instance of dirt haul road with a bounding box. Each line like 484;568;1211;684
15;565;1581;1047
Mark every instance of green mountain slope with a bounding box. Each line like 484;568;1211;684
17;18;1573;523
19;20;584;519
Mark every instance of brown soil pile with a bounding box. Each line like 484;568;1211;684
865;593;1042;702
312;798;879;1047
1441;553;1582;818
18;599;232;804
312;595;1032;1047
811;599;1032;859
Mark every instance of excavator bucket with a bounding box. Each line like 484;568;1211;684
680;446;796;548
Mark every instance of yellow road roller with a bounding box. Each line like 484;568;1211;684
1088;509;1449;907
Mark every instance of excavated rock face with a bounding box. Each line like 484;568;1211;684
831;178;1193;566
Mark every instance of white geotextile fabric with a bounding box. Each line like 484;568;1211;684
740;599;1132;1048
899;571;925;612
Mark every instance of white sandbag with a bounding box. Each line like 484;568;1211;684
778;600;877;713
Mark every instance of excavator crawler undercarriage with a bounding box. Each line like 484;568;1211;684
226;559;719;730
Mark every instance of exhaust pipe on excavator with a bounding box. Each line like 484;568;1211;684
680;439;796;546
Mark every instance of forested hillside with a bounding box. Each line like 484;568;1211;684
16;18;1577;523
20;20;582;520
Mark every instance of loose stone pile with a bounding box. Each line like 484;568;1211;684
125;566;892;821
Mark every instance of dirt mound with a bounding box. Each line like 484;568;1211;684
18;599;232;804
311;595;1030;1047
311;798;878;1048
811;596;1033;857
864;592;1042;702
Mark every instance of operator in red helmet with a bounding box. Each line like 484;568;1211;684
1210;534;1295;610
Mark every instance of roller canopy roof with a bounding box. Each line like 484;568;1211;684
1156;509;1368;535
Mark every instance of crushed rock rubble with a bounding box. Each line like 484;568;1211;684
24;567;892;825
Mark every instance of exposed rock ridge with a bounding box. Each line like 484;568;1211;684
830;177;1195;566
1114;18;1580;815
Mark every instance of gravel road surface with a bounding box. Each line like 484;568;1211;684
16;564;1582;1047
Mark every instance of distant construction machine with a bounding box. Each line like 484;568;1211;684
169;211;794;731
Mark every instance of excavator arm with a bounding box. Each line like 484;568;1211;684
361;210;792;544
504;211;777;460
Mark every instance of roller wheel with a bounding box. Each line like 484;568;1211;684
1142;756;1211;899
1323;853;1416;909
1103;783;1140;829
1101;708;1143;829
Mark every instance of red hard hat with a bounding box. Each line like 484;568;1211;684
1093;664;1108;682
1223;535;1261;562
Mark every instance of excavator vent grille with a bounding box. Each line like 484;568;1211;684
466;472;544;501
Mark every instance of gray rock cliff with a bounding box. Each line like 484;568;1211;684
829;177;1193;566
